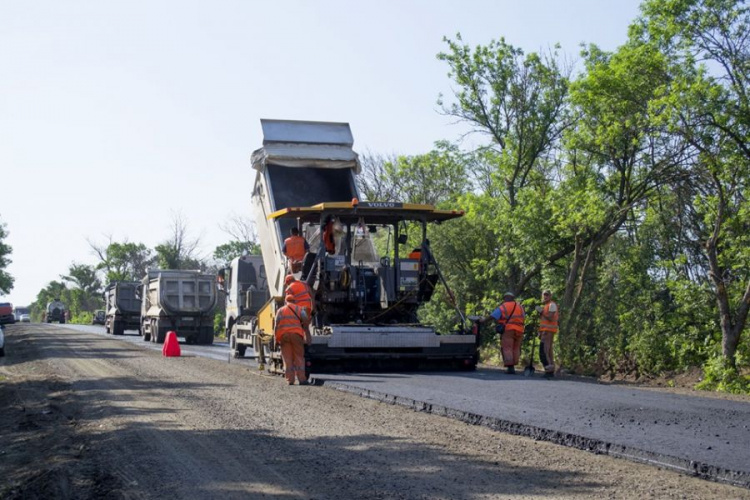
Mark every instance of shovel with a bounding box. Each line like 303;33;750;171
524;333;537;377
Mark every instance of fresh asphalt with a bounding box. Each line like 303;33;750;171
56;323;750;487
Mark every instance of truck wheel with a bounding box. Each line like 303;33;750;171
201;327;214;345
0;347;5;357
112;319;123;336
155;320;167;344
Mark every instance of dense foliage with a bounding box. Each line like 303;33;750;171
358;0;749;392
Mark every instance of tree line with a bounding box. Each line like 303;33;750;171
358;0;749;392
27;213;259;326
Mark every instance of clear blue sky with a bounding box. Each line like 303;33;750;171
1;0;642;306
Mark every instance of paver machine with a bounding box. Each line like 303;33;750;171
227;119;478;374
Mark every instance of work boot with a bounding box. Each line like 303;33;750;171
506;366;516;375
543;372;554;379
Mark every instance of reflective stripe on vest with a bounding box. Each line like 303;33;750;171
275;304;305;342
287;281;313;311
284;235;306;262
499;301;525;332
539;301;559;332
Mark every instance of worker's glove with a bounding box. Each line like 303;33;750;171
535;306;543;313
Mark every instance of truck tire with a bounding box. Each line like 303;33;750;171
112;319;123;336
153;319;167;344
201;327;214;345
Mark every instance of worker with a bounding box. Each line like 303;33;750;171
322;216;336;255
535;289;559;379
282;227;309;272
481;292;526;374
284;274;314;316
274;294;311;386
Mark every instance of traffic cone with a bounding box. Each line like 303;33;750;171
162;331;181;357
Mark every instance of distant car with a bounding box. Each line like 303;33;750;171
20;313;30;323
92;310;106;325
0;324;5;356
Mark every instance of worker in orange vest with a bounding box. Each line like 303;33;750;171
535;289;559;379
482;292;526;374
322;216;336;255
284;275;315;316
282;227;309;272
274;294;311;385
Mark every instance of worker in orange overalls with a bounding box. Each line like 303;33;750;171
535;289;559;379
282;227;309;272
284;275;315;316
482;292;526;374
274;294;311;386
322;216;336;255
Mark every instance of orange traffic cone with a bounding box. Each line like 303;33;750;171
162;331;181;357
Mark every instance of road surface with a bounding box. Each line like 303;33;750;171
61;322;750;488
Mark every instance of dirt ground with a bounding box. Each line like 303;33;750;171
1;323;749;499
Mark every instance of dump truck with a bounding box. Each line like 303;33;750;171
45;299;66;323
140;269;217;344
228;119;478;373
104;281;142;335
223;254;270;357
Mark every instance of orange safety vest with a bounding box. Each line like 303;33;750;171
323;222;336;254
539;301;559;333
284;235;307;262
286;280;314;312
498;300;525;333
274;303;307;343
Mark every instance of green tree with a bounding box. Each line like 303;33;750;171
0;216;13;295
61;263;103;313
636;0;750;371
90;238;153;282
437;34;570;296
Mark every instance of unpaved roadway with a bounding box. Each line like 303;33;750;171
2;323;749;499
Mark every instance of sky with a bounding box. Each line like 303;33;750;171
1;0;642;306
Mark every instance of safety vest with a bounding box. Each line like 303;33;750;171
539;301;559;333
498;300;525;333
323;222;336;254
274;303;307;342
287;280;314;312
284;235;307;262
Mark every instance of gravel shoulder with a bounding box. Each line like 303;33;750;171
1;323;748;499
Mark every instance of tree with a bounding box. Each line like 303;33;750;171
154;212;204;270
559;40;691;356
357;151;401;202
61;263;103;312
213;213;261;265
437;35;570;295
636;0;750;370
0;216;13;295
90;237;153;282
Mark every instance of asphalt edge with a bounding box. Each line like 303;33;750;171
319;380;750;490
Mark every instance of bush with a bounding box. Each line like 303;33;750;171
214;310;226;337
72;311;93;325
696;356;750;394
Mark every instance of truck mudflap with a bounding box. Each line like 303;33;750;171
305;325;479;371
